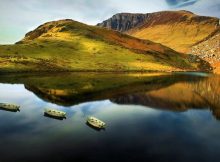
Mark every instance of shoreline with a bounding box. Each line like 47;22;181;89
0;69;212;75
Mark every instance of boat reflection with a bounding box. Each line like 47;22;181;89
44;113;66;120
0;107;20;112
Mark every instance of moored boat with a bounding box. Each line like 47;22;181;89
87;116;106;129
44;109;66;119
0;103;20;112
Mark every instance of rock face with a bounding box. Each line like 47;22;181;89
190;28;220;73
97;13;148;32
190;28;220;61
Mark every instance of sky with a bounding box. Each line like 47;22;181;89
0;0;219;44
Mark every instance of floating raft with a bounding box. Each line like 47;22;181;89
44;109;66;119
0;103;20;112
87;116;106;129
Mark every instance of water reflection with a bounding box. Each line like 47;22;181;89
44;113;66;120
0;72;219;119
0;107;20;112
112;74;220;119
0;72;219;162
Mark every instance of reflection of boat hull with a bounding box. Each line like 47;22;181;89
87;117;106;129
44;109;66;119
44;113;66;120
0;103;20;112
86;122;105;131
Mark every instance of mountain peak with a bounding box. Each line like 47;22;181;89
97;10;219;51
97;10;218;33
97;12;148;32
17;19;89;43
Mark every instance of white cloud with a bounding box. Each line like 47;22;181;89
179;0;220;18
0;0;219;44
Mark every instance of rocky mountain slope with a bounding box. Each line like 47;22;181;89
0;19;204;73
190;27;220;73
97;10;219;53
98;10;220;73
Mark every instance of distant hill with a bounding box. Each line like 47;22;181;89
97;10;219;53
0;19;204;73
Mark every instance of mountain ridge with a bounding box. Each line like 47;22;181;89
0;18;205;73
97;10;219;52
97;10;219;73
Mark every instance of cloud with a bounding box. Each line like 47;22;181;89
166;0;198;8
175;0;220;17
0;0;219;44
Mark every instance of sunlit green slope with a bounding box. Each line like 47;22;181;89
0;19;201;72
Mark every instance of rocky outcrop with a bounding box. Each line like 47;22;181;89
190;28;220;73
190;28;220;61
97;13;148;32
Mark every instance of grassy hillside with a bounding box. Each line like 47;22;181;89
127;11;219;53
0;19;202;72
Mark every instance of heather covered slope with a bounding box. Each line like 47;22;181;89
98;10;219;53
0;19;202;72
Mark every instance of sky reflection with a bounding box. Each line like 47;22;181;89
0;83;220;162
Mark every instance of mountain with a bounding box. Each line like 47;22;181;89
0;19;205;73
97;10;219;53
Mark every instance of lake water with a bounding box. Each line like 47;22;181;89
0;72;219;162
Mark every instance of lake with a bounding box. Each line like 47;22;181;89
0;72;219;162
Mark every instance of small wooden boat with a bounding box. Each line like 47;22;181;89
0;103;20;112
87;116;106;129
44;109;66;119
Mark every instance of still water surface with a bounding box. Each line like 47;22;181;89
0;72;219;162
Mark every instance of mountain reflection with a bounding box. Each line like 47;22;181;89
112;75;220;119
0;72;219;119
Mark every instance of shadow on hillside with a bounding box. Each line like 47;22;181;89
187;54;213;72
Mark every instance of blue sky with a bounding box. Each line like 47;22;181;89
0;0;219;44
